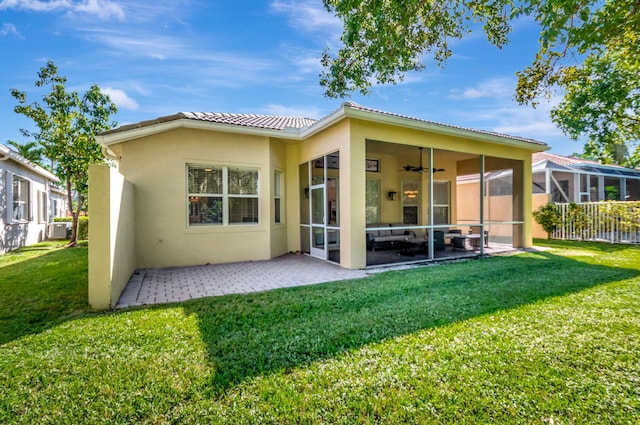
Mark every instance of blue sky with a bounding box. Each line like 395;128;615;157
1;0;580;155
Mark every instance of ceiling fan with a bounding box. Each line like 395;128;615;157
402;147;445;173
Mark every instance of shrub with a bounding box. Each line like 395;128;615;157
533;202;561;237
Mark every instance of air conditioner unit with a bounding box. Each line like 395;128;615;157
49;222;71;239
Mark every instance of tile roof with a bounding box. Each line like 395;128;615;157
532;151;634;170
342;102;547;146
179;112;317;130
100;102;548;150
101;111;317;135
532;151;591;166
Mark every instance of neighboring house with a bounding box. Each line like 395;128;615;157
0;144;61;254
457;151;640;239
531;152;640;203
89;102;548;309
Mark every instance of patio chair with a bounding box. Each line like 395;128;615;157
447;229;462;245
452;236;466;251
433;230;446;251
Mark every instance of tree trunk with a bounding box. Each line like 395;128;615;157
66;175;78;247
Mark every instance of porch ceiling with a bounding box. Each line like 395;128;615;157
366;140;480;162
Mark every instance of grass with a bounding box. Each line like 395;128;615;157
0;241;88;345
1;240;639;424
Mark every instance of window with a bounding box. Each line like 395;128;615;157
12;176;30;222
274;170;283;223
38;191;48;223
187;165;259;226
433;181;450;225
402;180;419;225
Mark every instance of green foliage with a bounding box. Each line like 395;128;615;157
5;140;44;166
533;201;561;235
10;60;117;245
321;0;513;98
566;202;592;240
1;241;639;423
599;201;640;234
549;41;640;167
322;0;640;163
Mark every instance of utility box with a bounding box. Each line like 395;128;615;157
49;222;71;239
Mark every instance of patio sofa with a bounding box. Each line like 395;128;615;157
366;223;416;251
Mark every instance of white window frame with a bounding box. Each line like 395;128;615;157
274;170;283;224
9;175;31;223
186;164;260;227
38;190;48;223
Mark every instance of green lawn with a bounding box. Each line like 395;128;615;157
1;240;639;424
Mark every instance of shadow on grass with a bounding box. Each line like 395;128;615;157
0;244;88;345
182;249;638;392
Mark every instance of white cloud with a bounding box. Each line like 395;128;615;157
1;23;22;38
270;0;341;39
449;77;514;100
473;96;565;141
75;0;124;20
101;87;138;110
0;0;125;20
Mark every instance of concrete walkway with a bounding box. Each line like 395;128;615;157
116;254;369;309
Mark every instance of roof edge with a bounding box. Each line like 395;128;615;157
0;144;59;182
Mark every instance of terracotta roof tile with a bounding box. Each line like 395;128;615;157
532;151;632;169
179;112;316;130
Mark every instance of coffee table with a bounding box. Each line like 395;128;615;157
398;236;428;255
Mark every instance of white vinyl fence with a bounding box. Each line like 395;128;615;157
551;202;640;244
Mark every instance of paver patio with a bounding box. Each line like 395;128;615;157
116;253;369;309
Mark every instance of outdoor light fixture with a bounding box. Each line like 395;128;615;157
304;187;309;198
388;191;397;201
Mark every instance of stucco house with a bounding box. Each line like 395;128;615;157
89;102;548;309
0;144;63;253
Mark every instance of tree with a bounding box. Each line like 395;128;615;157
5;140;44;166
321;0;640;164
11;60;117;245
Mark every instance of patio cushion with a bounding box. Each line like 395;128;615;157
389;223;407;236
374;235;405;243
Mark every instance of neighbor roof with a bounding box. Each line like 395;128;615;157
99;102;548;151
532;151;640;178
0;144;59;182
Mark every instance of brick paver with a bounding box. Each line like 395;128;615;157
116;254;369;309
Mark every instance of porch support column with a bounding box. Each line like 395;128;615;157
427;147;434;260
479;155;485;255
285;143;300;252
512;157;532;248
342;135;367;269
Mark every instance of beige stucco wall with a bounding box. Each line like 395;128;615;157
532;193;551;239
99;114;540;275
88;165;135;310
269;139;289;258
113;127;278;268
